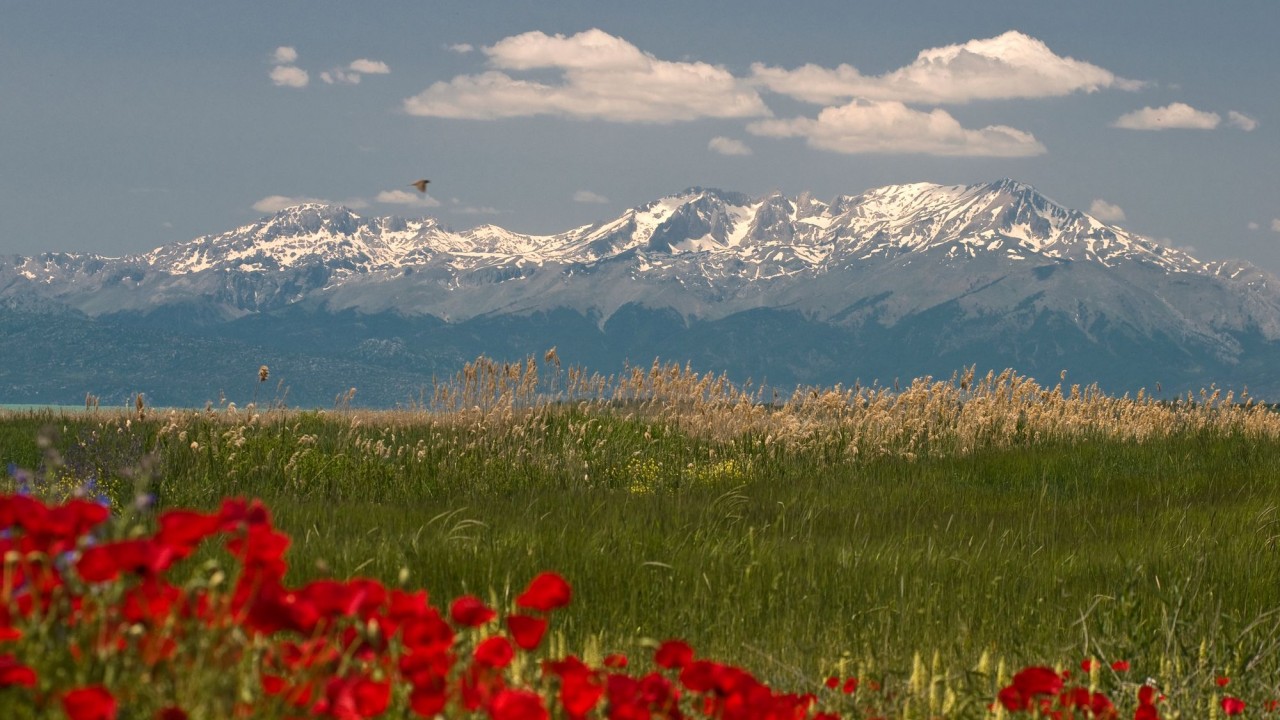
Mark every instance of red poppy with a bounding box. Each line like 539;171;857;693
516;572;572;612
842;678;858;694
604;653;628;669
655;639;694;670
0;653;37;688
491;689;549;720
321;675;390;720
1222;697;1246;716
997;666;1063;712
409;685;449;718
506;613;548;650
1134;704;1160;720
1111;660;1130;671
62;685;118;720
449;595;496;627
823;676;839;689
1080;658;1094;672
155;509;223;557
1216;676;1231;687
474;636;515;669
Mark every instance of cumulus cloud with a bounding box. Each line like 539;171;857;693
349;58;390;75
747;99;1045;157
1227;111;1258;132
572;190;610;204
1088;199;1126;222
321;70;360;85
252;195;370;212
253;195;326;212
751;30;1139;105
708;136;753;156
449;43;475;54
273;46;299;64
1113;102;1220;130
375;189;442;207
321;58;391;85
404;28;769;122
269;65;309;88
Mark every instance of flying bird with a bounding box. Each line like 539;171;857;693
410;179;430;194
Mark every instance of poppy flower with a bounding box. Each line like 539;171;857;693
0;654;36;688
1080;658;1094;672
842;678;858;694
506;613;548;650
1216;676;1231;687
655;639;695;670
1221;696;1246;716
603;653;628;668
449;595;496;627
62;685;118;720
1111;660;1130;671
824;676;839;689
998;666;1063;711
516;572;572;612
474;636;515;669
491;689;549;720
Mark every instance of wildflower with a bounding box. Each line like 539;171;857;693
1111;660;1130;671
62;685;118;720
0;654;36;688
1216;675;1231;687
1222;696;1246;716
655;639;694;670
997;666;1063;712
506;613;548;650
516;571;572;612
449;595;496;627
474;636;514;669
491;688;549;720
603;653;628;669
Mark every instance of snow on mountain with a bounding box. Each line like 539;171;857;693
1;179;1275;326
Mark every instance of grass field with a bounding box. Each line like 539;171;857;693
4;358;1279;717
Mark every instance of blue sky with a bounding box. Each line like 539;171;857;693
3;2;1278;270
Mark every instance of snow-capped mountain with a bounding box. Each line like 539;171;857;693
4;179;1280;406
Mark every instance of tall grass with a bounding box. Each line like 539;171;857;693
4;357;1280;714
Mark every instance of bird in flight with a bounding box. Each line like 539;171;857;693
410;179;430;194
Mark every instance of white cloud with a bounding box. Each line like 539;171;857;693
253;195;326;212
751;30;1140;105
349;58;390;75
1228;111;1258;132
272;46;298;65
1088;199;1126;222
1272;219;1280;233
404;28;769;123
573;190;610;204
708;136;753;156
375;189;442;207
448;43;475;54
269;65;309;88
1113;102;1220;130
321;70;361;85
1247;222;1260;231
747;99;1045;157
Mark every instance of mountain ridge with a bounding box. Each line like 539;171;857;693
4;179;1280;406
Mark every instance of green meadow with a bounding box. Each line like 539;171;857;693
4;359;1280;716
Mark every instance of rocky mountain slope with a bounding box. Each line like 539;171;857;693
4;179;1278;406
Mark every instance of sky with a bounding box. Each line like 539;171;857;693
3;2;1279;271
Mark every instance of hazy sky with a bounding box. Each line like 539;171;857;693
3;2;1278;270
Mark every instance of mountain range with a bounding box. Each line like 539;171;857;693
5;178;1279;407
